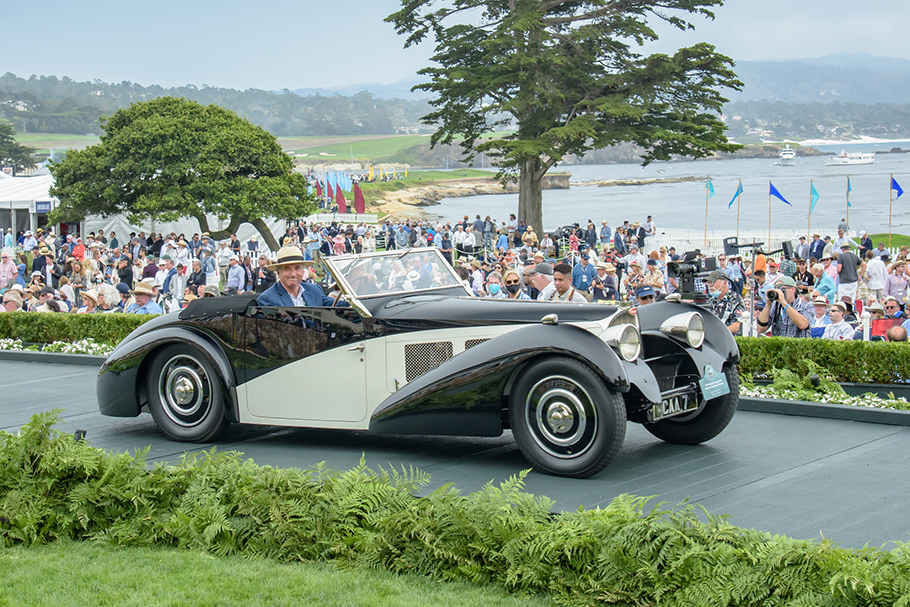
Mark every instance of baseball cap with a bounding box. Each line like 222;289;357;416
533;263;553;276
635;285;656;298
706;270;725;282
116;283;131;295
777;276;797;288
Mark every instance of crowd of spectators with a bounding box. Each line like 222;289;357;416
1;215;908;344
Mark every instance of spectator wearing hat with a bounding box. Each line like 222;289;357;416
822;302;854;340
35;286;62;313
623;259;646;297
225;255;245;295
857;230;873;256
22;231;37;252
599;220;612;246
643;258;665;293
810;296;832;333
203;284;220;298
2;289;23;312
254;255;276;293
884;257;909;301
822;235;835;260
571;253;596;292
256;246;335;307
706;271;744;334
836;243;862;302
77;289;99;314
591;261;617;301
247;235;259;255
634;284;657;306
530;263;555;301
833;228;859;252
756;276;813;338
809;233;824;261
126;282;163;315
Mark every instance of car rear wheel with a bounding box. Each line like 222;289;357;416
146;344;229;442
644;364;739;445
509;356;626;478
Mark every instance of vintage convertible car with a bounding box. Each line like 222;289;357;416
97;248;740;478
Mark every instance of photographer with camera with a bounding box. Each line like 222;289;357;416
706;271;744;334
755;276;813;338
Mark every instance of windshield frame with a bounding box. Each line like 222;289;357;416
323;248;472;303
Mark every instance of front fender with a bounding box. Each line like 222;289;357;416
97;325;238;420
370;322;656;436
636;299;740;364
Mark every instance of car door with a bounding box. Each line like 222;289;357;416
239;306;370;423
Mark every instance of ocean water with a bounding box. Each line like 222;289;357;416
429;142;910;235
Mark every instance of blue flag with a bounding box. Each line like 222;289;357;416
769;182;792;206
808;182;820;217
893;176;904;199
706;178;715;198
846;177;852;207
727;181;743;209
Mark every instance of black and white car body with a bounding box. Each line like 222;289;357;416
97;248;740;478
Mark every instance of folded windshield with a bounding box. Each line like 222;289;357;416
326;249;463;299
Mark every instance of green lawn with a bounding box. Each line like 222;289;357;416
15;133;100;153
867;233;910;249
357;169;499;206
0;541;555;607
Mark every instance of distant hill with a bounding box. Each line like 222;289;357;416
292;76;427;101
730;53;910;104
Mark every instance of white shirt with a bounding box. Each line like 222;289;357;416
866;258;887;290
453;230;468;246
537;281;556;301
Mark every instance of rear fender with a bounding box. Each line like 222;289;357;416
369;323;653;437
97;326;238;420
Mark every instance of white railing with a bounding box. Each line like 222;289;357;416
306;213;379;224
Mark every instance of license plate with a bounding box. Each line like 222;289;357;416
649;393;698;422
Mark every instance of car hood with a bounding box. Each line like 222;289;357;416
371;294;618;324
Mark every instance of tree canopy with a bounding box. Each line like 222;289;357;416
0;122;36;174
48;97;316;250
387;0;743;230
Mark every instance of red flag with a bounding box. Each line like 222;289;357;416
336;185;347;214
315;181;322;197
353;182;365;214
327;182;334;200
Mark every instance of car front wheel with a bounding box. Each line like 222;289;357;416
146;344;229;442
509;356;626;478
644;364;739;445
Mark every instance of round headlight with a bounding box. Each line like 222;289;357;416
660;311;706;349
600;324;641;362
686;312;705;348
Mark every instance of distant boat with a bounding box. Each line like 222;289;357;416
826;151;875;166
778;145;796;166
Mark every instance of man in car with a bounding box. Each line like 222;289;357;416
257;246;338;307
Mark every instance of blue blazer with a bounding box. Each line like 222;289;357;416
256;281;337;307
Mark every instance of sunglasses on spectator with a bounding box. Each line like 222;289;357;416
885;304;900;309
639;295;655;301
505;280;521;285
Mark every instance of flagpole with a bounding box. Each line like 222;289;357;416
807;179;812;236
704;175;710;249
889;173;894;247
736;179;742;241
768;180;772;248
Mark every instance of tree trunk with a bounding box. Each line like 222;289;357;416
251;217;281;252
518;157;544;233
196;215;242;243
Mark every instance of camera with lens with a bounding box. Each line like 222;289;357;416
666;252;717;301
766;290;779;301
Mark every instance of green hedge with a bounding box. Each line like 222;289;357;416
0;312;154;345
736;337;910;384
2;411;909;606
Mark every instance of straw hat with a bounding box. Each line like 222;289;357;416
267;246;313;271
597;261;616;272
132;283;155;296
81;289;99;305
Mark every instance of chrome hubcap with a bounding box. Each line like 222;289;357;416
158;355;212;427
526;376;597;459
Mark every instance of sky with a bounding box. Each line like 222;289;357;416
2;0;908;91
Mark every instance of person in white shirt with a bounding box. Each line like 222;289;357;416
542;263;588;302
822;301;854;340
863;250;887;301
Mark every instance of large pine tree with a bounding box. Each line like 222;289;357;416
387;0;742;230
